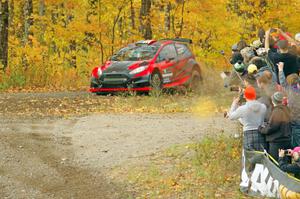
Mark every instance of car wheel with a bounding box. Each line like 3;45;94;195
150;71;163;96
189;69;201;93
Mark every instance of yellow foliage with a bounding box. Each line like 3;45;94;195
1;0;300;90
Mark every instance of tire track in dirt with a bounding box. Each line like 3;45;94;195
0;119;126;199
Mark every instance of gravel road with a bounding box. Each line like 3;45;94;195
0;92;238;198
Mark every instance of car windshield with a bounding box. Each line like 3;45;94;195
111;45;159;61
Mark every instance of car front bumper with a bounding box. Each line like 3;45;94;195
90;73;151;93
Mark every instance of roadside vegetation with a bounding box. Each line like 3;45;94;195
110;134;254;199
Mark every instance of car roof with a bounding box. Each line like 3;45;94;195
135;38;192;47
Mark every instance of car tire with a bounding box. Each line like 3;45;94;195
150;71;163;96
189;69;201;93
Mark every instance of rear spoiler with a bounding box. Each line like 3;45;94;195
161;38;193;44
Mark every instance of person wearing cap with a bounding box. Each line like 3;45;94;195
247;64;258;75
259;91;292;161
250;40;263;50
278;146;300;179
228;86;267;151
278;62;300;148
224;54;246;89
241;47;255;64
249;57;277;83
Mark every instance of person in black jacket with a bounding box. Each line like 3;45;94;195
278;147;300;179
259;91;292;161
269;40;299;81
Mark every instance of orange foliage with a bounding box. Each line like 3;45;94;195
1;0;300;90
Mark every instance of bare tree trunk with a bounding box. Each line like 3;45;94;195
130;0;135;30
70;40;77;68
140;0;152;39
39;0;45;16
178;0;185;37
23;0;33;45
0;0;9;70
111;7;123;55
98;0;104;63
9;0;14;26
164;1;171;36
111;2;126;55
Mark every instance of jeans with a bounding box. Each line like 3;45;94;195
291;121;300;148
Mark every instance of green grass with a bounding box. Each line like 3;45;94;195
110;134;254;199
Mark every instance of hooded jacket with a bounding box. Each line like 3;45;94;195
228;100;267;131
259;105;291;143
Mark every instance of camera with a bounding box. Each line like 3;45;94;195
230;86;240;92
284;150;291;155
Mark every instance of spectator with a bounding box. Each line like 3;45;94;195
278;147;300;179
243;74;262;98
241;47;255;64
224;59;246;88
259;91;292;161
265;28;280;52
278;62;300;147
250;40;263;55
258;28;265;44
228;86;267;151
230;51;243;65
278;29;300;56
257;74;275;121
247;64;258;75
237;40;248;51
271;40;299;80
249;57;277;83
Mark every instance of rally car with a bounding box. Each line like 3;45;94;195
90;38;202;94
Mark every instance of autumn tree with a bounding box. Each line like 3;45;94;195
0;0;9;70
23;0;33;44
140;0;152;39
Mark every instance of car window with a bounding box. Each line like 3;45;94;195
157;44;177;62
175;43;192;57
111;45;159;61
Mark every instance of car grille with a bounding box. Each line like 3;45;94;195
103;77;127;82
101;74;129;85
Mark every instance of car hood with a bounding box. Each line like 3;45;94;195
103;61;138;74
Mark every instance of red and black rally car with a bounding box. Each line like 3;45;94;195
90;38;202;94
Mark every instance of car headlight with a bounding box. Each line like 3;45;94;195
129;66;147;75
97;67;102;77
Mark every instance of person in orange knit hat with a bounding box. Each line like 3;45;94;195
228;86;267;151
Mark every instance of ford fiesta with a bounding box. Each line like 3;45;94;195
90;38;202;94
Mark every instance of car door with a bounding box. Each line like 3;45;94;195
174;43;193;81
155;44;178;84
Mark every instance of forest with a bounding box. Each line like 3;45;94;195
0;0;300;90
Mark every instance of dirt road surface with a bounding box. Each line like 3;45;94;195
0;92;238;198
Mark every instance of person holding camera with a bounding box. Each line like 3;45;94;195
279;147;300;179
228;86;267;151
259;91;292;161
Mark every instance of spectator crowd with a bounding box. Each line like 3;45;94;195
225;28;300;179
